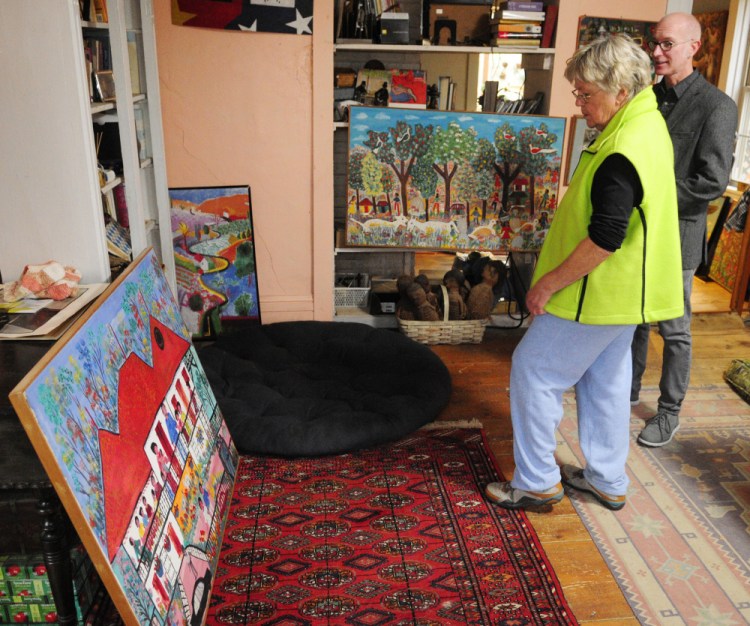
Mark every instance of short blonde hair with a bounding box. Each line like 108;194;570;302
565;34;652;101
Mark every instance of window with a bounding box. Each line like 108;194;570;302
728;0;750;185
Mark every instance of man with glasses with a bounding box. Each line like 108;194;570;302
630;12;738;447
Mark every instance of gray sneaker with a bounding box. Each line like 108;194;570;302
637;412;679;447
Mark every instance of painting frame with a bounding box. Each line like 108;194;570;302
344;105;566;253
94;70;116;102
564;115;600;186
10;249;239;626
169;185;261;339
576;16;656;52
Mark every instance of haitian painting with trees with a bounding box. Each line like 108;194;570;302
345;106;565;252
169;186;260;338
10;250;239;626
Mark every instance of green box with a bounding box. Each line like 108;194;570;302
8;581;49;601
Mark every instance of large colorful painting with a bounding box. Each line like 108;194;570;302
169;186;261;338
345;105;565;252
10;250;239;626
172;0;313;34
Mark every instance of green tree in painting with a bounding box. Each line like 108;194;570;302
425;122;478;217
235;293;254;316
234;241;255;278
452;161;478;228
493;122;528;213
363;121;434;217
361;152;384;212
410;157;438;219
517;122;559;217
471;138;499;223
347;149;367;216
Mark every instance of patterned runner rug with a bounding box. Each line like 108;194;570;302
207;426;577;625
558;385;750;626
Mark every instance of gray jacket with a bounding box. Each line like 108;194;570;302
659;71;738;270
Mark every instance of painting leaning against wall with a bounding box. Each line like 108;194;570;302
169;186;261;339
345;105;566;252
10;250;239;625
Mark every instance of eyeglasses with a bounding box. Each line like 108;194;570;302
646;39;694;52
571;89;598;103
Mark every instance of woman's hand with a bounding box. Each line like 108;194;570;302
525;276;555;316
526;237;612;318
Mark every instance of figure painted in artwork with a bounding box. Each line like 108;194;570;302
354;81;367;103
374;82;389;106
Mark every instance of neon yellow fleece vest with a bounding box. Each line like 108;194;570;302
533;87;683;325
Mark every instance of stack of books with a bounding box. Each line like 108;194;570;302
490;1;554;48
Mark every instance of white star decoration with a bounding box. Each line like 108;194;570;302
239;20;259;31
286;9;312;34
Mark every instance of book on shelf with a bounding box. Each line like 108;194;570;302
491;37;542;47
437;76;452;111
389;69;427;109
500;10;545;21
113;183;129;228
540;4;558;48
491;21;542;33
494;32;542;39
92;0;108;23
498;1;544;10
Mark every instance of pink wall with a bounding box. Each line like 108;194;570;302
154;2;667;322
154;2;333;322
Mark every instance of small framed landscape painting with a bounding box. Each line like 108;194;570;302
169;186;261;338
345;105;566;253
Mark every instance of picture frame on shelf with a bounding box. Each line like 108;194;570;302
576;16;656;54
564;115;600;186
94;70;116;102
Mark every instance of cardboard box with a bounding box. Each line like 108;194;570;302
377;13;410;44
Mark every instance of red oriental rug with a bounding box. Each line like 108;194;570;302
206;426;577;625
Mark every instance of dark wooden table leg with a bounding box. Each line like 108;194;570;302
37;489;76;626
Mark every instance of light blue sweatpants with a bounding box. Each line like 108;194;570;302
509;313;636;496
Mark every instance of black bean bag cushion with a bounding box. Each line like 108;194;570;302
196;321;452;457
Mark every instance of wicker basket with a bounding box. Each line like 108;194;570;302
397;285;488;345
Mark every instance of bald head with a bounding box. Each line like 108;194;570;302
657;12;702;41
651;12;702;87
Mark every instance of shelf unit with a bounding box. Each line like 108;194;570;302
332;34;557;323
0;0;174;288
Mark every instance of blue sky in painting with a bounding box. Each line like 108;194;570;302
168;186;249;204
348;105;566;157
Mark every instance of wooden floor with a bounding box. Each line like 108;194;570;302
429;277;750;624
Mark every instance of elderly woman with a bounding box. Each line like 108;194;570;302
486;34;683;511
